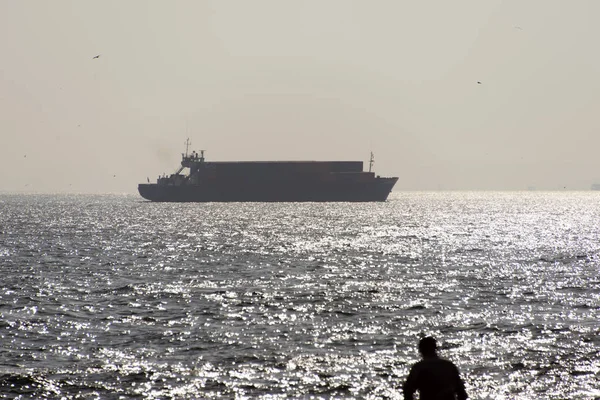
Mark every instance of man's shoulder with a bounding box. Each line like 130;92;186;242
415;357;459;370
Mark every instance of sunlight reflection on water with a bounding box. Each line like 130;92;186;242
0;192;599;398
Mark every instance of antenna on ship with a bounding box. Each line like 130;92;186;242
184;138;191;157
369;151;374;173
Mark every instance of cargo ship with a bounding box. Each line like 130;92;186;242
138;141;398;202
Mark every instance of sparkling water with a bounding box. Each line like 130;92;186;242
1;192;599;399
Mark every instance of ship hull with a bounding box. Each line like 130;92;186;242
138;178;397;202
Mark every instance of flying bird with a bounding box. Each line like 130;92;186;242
477;81;482;84
92;55;100;59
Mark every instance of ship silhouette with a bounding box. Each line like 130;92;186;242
138;140;398;202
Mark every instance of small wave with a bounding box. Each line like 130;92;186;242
440;322;490;333
92;284;135;295
570;370;594;376
307;383;352;396
511;362;526;370
0;373;38;387
538;253;592;264
455;248;485;254
0;373;40;395
334;310;357;316
557;286;588;294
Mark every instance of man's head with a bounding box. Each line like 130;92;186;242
418;336;437;357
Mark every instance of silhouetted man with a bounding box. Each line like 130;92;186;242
403;337;467;400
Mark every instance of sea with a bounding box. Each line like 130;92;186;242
0;192;599;399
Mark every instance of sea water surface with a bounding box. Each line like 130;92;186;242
0;192;599;399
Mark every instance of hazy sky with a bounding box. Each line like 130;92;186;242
1;1;599;193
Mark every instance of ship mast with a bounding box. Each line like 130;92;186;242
369;151;374;173
184;138;192;157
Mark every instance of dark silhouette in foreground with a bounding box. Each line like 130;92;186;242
403;337;468;400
